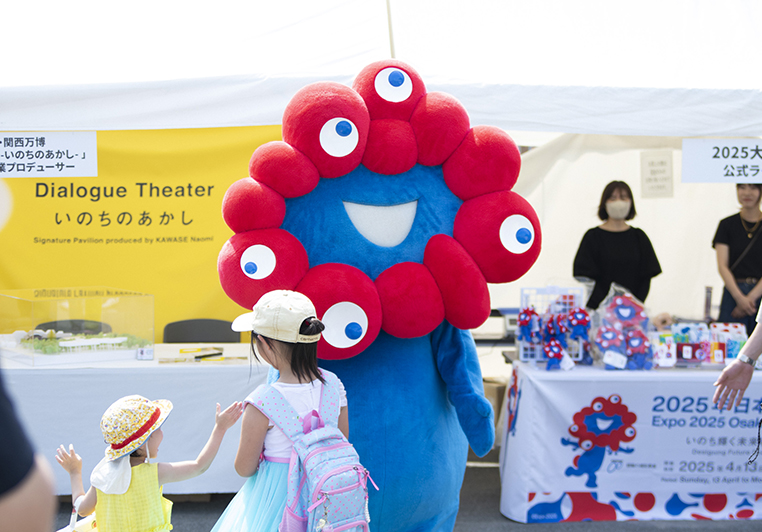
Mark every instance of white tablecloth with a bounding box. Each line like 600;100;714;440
2;343;268;495
499;363;762;522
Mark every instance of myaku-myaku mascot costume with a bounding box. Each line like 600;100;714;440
218;60;542;531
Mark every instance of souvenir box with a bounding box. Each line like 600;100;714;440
650;322;750;368
0;287;154;366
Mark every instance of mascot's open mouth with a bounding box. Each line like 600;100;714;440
595;417;614;432
343;200;418;247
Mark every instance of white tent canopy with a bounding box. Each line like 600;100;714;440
2;0;762;319
2;0;762;137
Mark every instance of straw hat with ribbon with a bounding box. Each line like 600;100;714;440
100;395;172;461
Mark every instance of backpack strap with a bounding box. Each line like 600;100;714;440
318;370;342;427
247;385;303;441
246;371;344;440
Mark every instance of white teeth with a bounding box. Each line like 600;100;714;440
596;418;614;431
343;200;417;247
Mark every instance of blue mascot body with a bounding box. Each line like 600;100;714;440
217;60;542;531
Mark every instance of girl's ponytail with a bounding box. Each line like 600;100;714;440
291;317;325;383
301;317;325;337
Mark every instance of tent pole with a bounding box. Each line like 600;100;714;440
386;0;396;58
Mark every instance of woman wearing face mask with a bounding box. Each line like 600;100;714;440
573;181;662;309
712;183;762;334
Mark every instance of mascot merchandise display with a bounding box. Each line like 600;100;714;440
217;60;542;532
517;306;592;368
594;292;653;370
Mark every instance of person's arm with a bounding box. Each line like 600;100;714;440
572;230;599;281
713;322;762;410
234;403;270;477
0;455;56;532
55;444;97;515
716;243;757;316
157;401;242;485
432;321;494;457
635;278;652;304
0;370;56;532
338;406;349;439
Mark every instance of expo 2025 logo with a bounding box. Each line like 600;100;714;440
561;394;637;488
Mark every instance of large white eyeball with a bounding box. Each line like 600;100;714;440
624;427;636;438
499;215;535;254
321;301;368;348
374;67;413;103
581;440;593;450
239;245;276;280
592;401;604;412
320;117;359;157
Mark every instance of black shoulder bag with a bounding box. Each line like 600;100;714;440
729;228;762;273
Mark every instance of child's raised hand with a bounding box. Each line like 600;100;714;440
215;401;243;431
55;444;83;475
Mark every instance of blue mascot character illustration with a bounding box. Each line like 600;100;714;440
543;338;565;370
625;328;653;370
561;394;636;488
217;60;542;532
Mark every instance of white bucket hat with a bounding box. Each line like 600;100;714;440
231;290;321;344
100;395;172;460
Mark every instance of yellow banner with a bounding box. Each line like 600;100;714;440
0;125;282;342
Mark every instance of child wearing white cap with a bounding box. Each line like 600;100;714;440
211;289;349;532
55;395;241;532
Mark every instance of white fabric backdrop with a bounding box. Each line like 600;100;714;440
493;134;737;320
2;351;268;495
2;0;761;321
2;0;762;137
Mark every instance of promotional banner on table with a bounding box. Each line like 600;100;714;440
0;126;281;338
500;364;762;522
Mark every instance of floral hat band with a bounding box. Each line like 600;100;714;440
110;407;160;452
101;395;173;460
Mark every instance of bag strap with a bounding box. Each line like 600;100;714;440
247;372;342;441
318;371;341;426
730;227;762;273
248;385;303;440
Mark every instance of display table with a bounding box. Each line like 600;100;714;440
1;343;268;495
499;362;762;522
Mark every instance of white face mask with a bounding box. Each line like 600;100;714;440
605;199;631;220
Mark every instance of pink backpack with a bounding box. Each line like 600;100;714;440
250;371;377;532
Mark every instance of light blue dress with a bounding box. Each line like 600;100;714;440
210;459;289;532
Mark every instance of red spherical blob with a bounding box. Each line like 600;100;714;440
221;178;285;233
423;234;490;330
296;263;382;360
352;60;426;121
443;125;521;200
453;191;542;283
633;493;656;512
217;229;309;310
410;92;470;166
282;82;369;179
703;494;727;513
248;141;320;198
362;119;418;176
375;262;444;338
565;493;618;521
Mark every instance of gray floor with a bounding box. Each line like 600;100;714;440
54;456;760;531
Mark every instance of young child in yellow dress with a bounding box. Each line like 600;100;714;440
56;395;242;532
